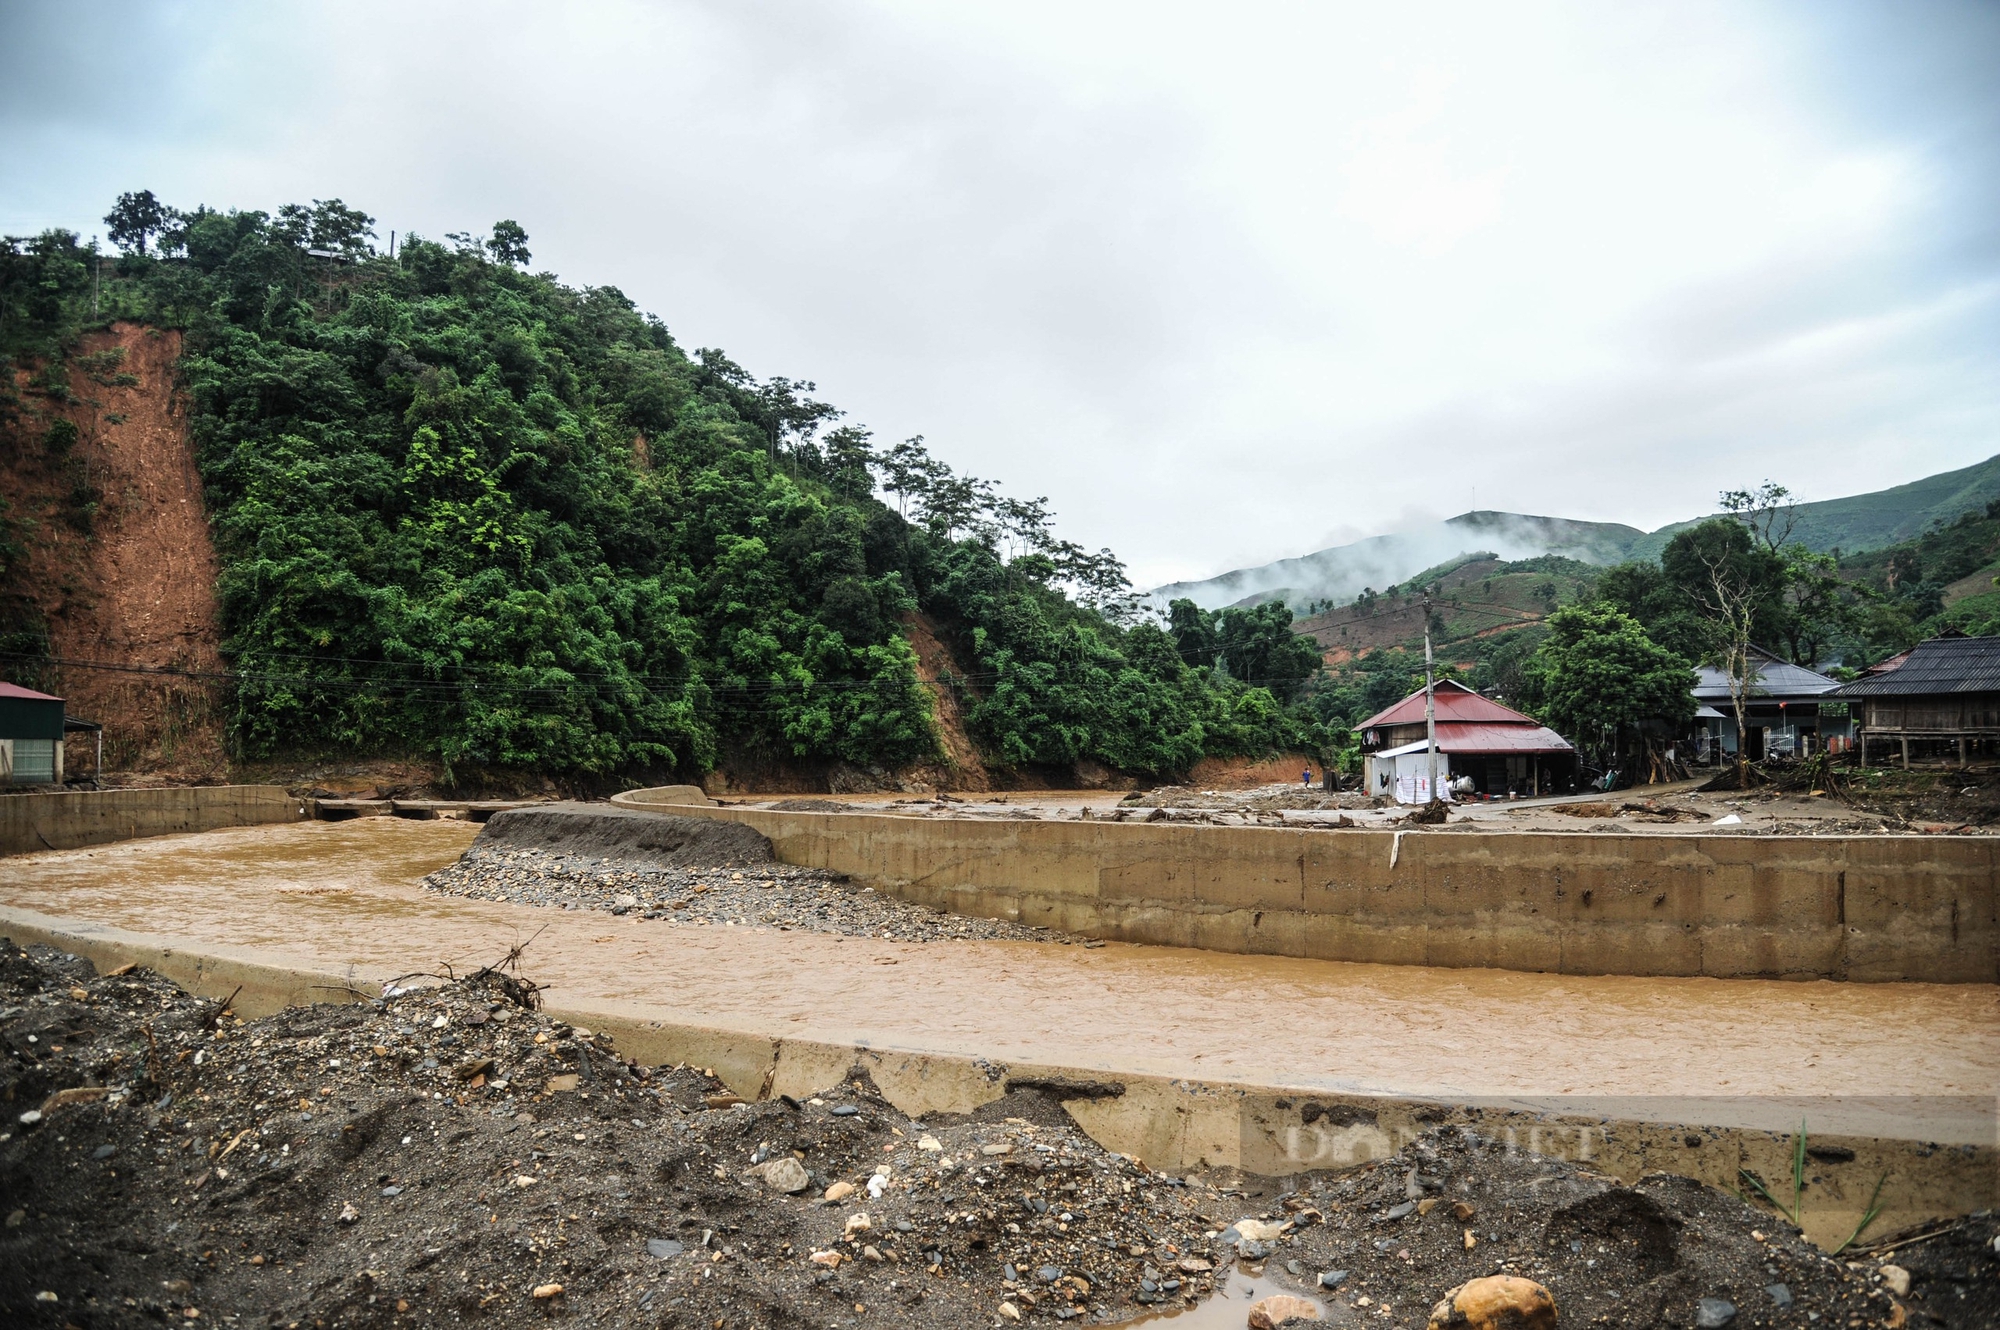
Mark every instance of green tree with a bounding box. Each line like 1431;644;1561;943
1521;604;1695;760
1214;601;1323;701
104;190;178;255
487;220;532;267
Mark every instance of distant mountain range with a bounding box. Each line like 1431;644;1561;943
1150;454;2000;611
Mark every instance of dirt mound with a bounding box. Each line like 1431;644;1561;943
0;942;1220;1329
1;324;227;780
471;803;773;869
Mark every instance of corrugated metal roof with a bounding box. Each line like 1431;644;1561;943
0;681;62;702
1378;724;1575;755
1434;722;1575;754
1358;680;1539;730
1835;635;2000;697
1690;647;1840;700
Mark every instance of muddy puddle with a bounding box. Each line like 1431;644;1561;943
1126;1269;1330;1328
2;818;1994;1151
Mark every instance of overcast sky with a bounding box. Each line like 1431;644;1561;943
5;1;1997;586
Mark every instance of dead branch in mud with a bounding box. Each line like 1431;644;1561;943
201;984;242;1031
379;927;551;1010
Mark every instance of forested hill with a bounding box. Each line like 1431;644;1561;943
0;197;1322;786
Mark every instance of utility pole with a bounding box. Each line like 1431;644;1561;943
1423;589;1438;805
92;236;101;317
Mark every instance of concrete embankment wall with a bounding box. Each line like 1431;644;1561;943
1;908;1986;1250
0;785;305;855
612;793;1999;983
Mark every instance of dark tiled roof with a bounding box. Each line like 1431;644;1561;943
1835;635;2000;697
1690;647;1841;700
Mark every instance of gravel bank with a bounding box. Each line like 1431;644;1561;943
422;844;1084;944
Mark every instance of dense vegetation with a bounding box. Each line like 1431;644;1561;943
1;195;1318;783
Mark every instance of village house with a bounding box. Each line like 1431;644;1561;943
1834;633;2000;767
1692;646;1852;762
1358;680;1576;800
0;681;67;785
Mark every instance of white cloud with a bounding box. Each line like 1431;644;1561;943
3;0;1995;587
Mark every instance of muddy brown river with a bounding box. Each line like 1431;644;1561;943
3;818;1994;1148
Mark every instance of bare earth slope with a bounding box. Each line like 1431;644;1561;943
2;324;227;778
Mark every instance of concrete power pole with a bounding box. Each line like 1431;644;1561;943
1423;590;1438;804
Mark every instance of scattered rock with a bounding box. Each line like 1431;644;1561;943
1248;1293;1322;1328
1232;1218;1290;1242
1879;1264;1911;1298
1694;1296;1737;1328
645;1238;684;1259
1426;1276;1557;1330
823;1180;857;1202
747;1156;811;1193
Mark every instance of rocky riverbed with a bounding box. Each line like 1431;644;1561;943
4;941;1992;1328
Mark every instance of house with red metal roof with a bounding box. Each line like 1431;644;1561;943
1357;680;1576;799
0;680;68;785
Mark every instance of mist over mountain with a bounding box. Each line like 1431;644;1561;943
1149;513;1642;611
1150;456;2000;612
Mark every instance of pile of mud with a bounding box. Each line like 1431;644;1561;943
4;942;1992;1328
472;803;775;869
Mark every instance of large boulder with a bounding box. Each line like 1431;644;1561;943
1427;1276;1557;1330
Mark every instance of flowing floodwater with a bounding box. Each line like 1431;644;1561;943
2;818;1994;1147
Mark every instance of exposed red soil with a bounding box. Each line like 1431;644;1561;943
1180;752;1324;789
2;325;228;780
901;612;993;792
